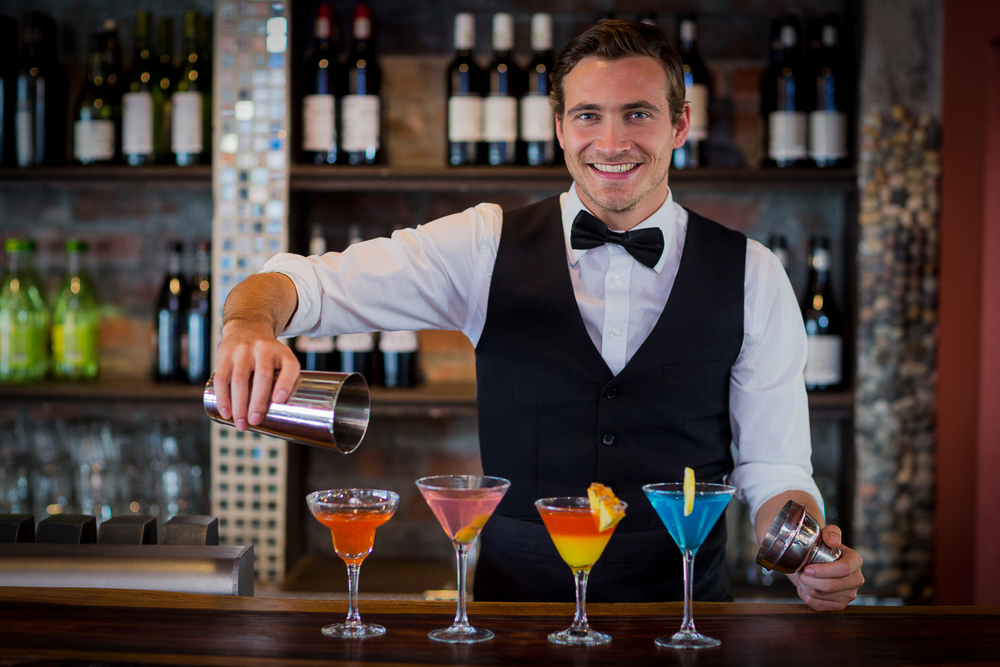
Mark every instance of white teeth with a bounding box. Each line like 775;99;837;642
593;163;637;173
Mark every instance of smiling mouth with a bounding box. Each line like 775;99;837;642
591;163;639;173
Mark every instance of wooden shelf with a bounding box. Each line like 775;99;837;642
0;164;856;193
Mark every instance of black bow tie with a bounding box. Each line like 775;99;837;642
570;210;665;269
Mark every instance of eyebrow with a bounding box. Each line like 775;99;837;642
566;100;664;116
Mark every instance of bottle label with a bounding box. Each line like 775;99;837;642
295;334;335;353
687;83;709;141
302;94;336;151
337;332;375;352
53;320;98;367
519;94;553;142
0;320;32;370
171;91;203;153
15;109;34;167
805;335;842;387
448;96;483;142
73;119;115;162
483;96;517;142
123;91;155;155
341;94;380;152
768;111;808;160
808;111;848;160
379;330;418;353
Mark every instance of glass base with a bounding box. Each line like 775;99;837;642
321;622;386;639
548;626;612;646
428;625;494;644
655;631;720;649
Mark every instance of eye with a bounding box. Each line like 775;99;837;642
629;111;650;120
576;112;596;121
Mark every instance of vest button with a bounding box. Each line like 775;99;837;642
602;434;615;446
605;388;617;399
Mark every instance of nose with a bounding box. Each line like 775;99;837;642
595;118;631;157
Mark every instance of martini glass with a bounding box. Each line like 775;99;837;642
643;482;735;649
416;474;510;643
306;488;399;639
535;496;626;646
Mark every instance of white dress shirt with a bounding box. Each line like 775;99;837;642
264;185;824;522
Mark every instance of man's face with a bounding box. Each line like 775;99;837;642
556;56;690;231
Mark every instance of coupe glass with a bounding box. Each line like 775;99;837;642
306;488;399;639
535;496;626;646
416;474;510;643
643;482;735;649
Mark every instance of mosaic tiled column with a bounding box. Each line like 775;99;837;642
854;105;940;601
211;0;291;582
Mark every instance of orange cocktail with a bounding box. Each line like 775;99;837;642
537;507;615;572
314;509;394;564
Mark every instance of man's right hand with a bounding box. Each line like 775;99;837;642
213;272;301;431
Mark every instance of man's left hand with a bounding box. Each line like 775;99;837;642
789;524;864;611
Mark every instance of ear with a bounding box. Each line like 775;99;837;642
672;104;691;149
555;114;565;150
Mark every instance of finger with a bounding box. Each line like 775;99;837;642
213;358;234;421
272;353;301;404
803;545;863;579
248;362;276;426
229;362;252;431
822;524;843;548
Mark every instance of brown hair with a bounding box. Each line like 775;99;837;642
550;19;686;127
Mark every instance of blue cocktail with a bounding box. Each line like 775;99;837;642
644;482;735;649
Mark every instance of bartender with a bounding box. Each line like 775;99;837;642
213;19;863;610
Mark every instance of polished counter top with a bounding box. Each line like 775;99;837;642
0;587;997;666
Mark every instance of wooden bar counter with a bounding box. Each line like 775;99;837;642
0;587;997;666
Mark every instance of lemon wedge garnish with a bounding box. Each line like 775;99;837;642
588;482;626;532
453;513;490;544
683;467;695;516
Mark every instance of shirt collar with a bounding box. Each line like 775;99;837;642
560;184;678;274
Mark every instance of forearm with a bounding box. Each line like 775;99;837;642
222;272;298;338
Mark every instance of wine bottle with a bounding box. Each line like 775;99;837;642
0;238;49;382
196;12;212;164
378;330;419;388
172;11;206;167
51;239;100;380
762;17;808;168
342;3;382;165
521;13;558;166
154;241;189;382
446;12;484;166
673;13;711;169
808;14;849;167
294;226;337;371
336;225;376;383
182;240;212;384
154;17;174;162
301;3;339;165
801;235;843;390
101;20;123;100
0;16;15;166
74;34;118;165
123;11;160;166
15;12;66;167
484;13;520;166
767;233;790;273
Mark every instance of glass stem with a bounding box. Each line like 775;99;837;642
680;549;697;634
345;561;363;628
570;568;591;633
452;543;471;628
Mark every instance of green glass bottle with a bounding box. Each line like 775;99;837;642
171;11;206;166
51;239;100;380
0;238;49;382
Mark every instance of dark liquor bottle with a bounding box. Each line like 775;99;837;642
801;235;843;390
483;12;520;166
0;16;15;166
379;329;419;388
74;34;118;165
100;20;123;101
294;226;337;371
673;13;711;169
154;17;174;162
183;240;212;384
123;11;161;166
154;241;189;382
446;12;484;166
15;12;66;167
808;14;849;167
342;3;381;165
172;11;206;166
336;225;376;383
762;17;808;167
301;3;339;165
521;13;558;166
767;233;790;273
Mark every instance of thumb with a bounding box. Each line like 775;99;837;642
822;524;843;547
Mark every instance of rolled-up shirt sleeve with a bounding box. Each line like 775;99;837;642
262;203;502;343
728;240;825;524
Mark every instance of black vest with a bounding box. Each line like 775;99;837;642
472;196;746;603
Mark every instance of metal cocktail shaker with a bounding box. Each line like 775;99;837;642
203;371;370;454
755;500;842;573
